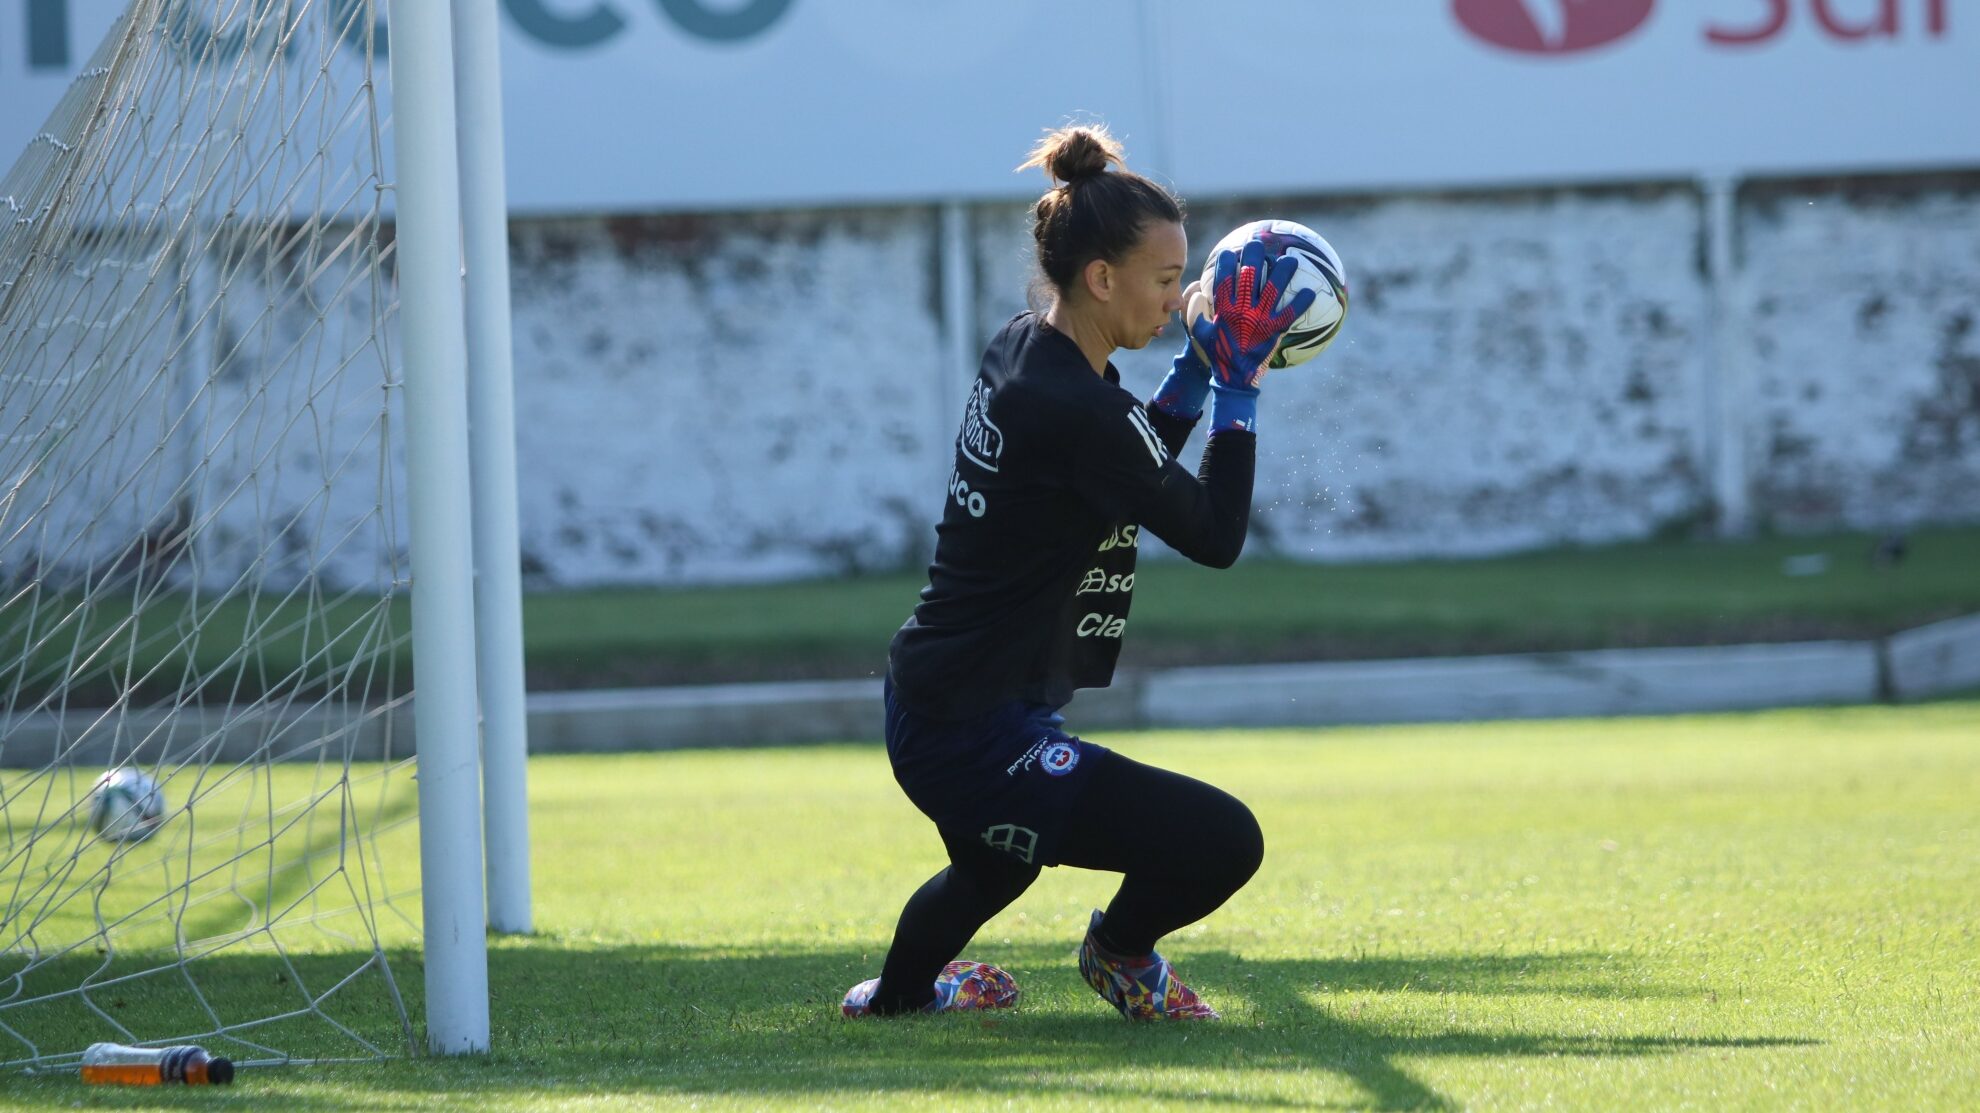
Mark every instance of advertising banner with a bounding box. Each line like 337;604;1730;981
2;1;1974;213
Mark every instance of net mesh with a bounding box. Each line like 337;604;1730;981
0;0;418;1069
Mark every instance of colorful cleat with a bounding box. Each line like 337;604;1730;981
841;960;1020;1018
1077;910;1220;1021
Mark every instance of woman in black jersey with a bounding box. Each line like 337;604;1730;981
843;124;1315;1021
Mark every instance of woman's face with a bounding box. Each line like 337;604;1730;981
1092;220;1188;351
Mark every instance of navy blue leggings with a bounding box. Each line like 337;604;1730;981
868;749;1264;1014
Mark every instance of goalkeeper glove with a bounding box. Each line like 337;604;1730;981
1149;285;1213;421
1188;240;1316;434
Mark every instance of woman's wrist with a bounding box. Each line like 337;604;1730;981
1150;345;1212;420
1208;383;1258;434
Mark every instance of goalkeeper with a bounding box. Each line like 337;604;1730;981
843;124;1316;1022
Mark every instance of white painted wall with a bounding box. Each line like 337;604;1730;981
14;178;1977;592
1742;185;1980;529
975;190;1713;561
486;177;1979;586
505;210;950;584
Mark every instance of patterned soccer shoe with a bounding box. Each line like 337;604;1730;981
1077;910;1220;1021
841;960;1019;1018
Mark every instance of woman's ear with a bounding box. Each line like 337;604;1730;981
1083;257;1114;304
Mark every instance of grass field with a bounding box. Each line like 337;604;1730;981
7;701;1977;1109
525;525;1980;686
11;527;1978;704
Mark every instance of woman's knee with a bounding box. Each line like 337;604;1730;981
1222;797;1265;884
1181;789;1263;886
943;835;1041;907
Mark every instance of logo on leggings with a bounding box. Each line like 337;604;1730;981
1008;736;1080;777
1040;740;1079;777
982;823;1038;864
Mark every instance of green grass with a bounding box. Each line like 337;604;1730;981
8;527;1977;701
0;758;425;1071
0;758;422;949
9;702;1979;1109
525;525;1980;685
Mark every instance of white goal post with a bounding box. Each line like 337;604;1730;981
390;0;536;1055
0;0;530;1065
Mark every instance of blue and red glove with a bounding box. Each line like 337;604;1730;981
1189;240;1316;434
1150;305;1212;421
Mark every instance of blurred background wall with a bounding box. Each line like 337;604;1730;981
4;0;1975;587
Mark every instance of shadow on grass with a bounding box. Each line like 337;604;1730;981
462;943;1812;1111
5;942;1819;1110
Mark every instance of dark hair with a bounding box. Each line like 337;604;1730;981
1017;124;1183;297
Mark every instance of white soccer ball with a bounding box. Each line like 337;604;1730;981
1186;219;1349;369
88;768;166;843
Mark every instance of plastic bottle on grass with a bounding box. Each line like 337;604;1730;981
80;1042;235;1085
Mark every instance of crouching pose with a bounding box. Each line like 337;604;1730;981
844;124;1313;1022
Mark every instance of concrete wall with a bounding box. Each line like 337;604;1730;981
973;188;1715;560
506;210;951;585
24;175;1971;594
1743;179;1980;531
500;174;1980;585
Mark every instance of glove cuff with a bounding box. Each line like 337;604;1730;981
1150;346;1212;420
1209;384;1259;435
1151;369;1211;422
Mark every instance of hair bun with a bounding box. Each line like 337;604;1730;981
1021;125;1125;186
1017;119;1183;299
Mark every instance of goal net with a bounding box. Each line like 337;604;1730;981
0;0;421;1070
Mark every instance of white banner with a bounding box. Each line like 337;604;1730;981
2;0;1975;213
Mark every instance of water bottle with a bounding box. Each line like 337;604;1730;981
79;1042;235;1085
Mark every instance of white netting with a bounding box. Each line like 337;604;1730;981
0;0;418;1069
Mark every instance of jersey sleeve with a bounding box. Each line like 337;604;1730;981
1145;403;1199;460
1070;398;1255;568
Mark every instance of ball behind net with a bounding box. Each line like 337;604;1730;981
88;767;166;843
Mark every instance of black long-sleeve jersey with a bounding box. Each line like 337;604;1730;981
887;312;1255;721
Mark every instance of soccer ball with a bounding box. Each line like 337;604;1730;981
1186;219;1349;369
88;767;165;843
